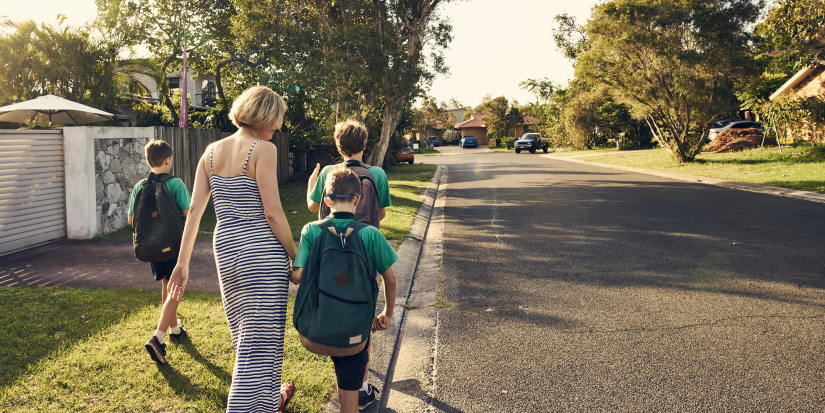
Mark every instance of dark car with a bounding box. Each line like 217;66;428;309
427;136;439;147
514;133;549;153
459;136;477;148
708;121;765;141
398;146;415;164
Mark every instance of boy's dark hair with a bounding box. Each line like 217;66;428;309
334;120;368;157
145;140;174;168
324;166;361;203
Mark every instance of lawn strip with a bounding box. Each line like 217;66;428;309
0;287;334;412
581;145;825;194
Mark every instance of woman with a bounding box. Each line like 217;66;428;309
167;86;298;412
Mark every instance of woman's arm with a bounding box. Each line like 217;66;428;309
306;163;321;213
168;152;212;301
257;144;299;261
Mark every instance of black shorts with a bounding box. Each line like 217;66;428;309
330;336;371;391
150;257;177;281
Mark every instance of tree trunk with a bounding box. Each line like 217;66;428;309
214;57;259;101
366;94;404;168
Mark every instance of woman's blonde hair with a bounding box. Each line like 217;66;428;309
229;86;287;133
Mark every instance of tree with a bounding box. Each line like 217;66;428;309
552;13;589;63
0;16;150;115
520;78;557;104
413;95;449;138
765;0;825;65
576;0;762;162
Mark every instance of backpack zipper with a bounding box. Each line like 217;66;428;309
317;288;368;305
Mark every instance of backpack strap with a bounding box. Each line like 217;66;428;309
146;172;174;184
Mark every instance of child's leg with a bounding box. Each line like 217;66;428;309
156;279;179;333
338;389;358;413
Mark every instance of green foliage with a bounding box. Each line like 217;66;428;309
576;0;761;162
0;17;151;115
132;101;171;127
552;13;589;62
189;98;237;133
501;136;517;149
17;121;64;130
442;129;461;145
764;0;825;65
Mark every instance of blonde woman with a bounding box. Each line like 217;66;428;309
167;86;298;412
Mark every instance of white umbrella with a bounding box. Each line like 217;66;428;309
0;94;114;125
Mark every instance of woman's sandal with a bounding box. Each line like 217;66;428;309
279;381;296;412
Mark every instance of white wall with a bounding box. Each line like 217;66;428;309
63;127;156;239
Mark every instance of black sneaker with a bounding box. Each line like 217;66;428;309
358;383;379;411
169;327;187;343
145;336;167;364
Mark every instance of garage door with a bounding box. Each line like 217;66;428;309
0;130;67;256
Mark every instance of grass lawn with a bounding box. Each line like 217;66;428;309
581;144;825;194
0;287;334;412
100;163;439;245
546;147;621;157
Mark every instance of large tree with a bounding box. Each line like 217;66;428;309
576;0;762;162
765;0;825;65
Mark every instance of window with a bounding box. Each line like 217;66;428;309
166;77;180;89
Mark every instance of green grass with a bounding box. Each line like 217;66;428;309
546;147;621;157
0;287;334;412
582;144;825;194
100;164;439;245
414;149;441;156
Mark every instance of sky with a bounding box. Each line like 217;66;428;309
3;0;600;109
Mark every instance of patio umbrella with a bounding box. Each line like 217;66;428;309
0;94;114;125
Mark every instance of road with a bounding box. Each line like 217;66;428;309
389;146;825;412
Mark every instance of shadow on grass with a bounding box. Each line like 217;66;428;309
0;286;161;390
178;339;233;385
157;362;229;407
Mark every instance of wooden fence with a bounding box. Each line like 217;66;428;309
155;128;290;191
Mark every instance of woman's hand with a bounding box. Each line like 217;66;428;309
168;264;189;302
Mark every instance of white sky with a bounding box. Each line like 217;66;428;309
3;0;600;108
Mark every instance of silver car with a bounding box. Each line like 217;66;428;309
708;121;765;141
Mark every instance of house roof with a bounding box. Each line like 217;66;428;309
455;113;486;128
521;115;537;125
770;66;817;100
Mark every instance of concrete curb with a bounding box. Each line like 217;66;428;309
324;164;445;413
542;154;825;205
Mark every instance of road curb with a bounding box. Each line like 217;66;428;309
324;164;445;413
542;154;825;205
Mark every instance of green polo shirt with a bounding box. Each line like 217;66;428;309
294;212;398;274
309;160;392;209
128;177;191;216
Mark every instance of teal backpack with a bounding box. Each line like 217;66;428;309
293;219;378;357
132;173;184;262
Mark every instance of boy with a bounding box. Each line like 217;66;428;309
305;120;392;405
128;140;191;364
293;167;398;412
306;120;392;225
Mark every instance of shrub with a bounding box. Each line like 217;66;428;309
501;136;516;149
443;129;461;145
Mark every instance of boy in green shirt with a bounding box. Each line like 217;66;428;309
128;140;191;364
292;166;397;412
306;120;392;224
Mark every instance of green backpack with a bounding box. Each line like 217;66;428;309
132;173;184;262
293;219;378;357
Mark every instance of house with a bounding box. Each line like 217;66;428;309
132;69;218;108
405;121;448;146
769;65;825;101
454;114;538;145
769;64;825;141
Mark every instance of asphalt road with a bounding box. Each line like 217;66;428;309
428;146;825;412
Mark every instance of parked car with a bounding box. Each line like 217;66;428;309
459;136;477;148
712;119;738;129
514;133;550;153
708;121;765;141
427;136;439;147
398;146;415;164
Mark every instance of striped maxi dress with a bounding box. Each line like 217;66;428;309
209;139;290;411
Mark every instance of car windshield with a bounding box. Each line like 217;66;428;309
713;120;735;128
520;134;537;140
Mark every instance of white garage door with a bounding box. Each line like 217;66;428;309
0;130;67;256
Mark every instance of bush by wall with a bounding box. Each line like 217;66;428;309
501;136;516;149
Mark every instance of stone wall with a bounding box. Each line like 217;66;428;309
94;138;152;234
